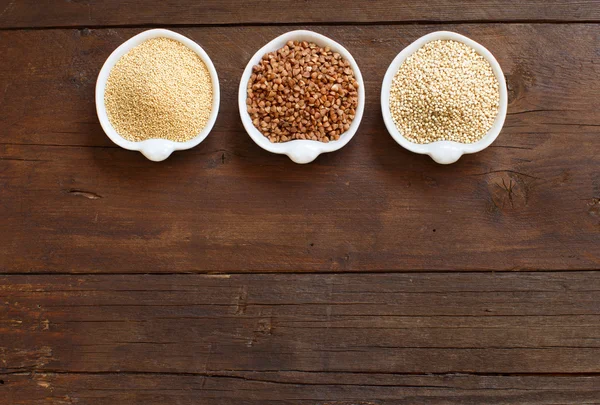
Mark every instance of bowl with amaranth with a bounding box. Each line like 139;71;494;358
96;29;220;161
239;30;365;164
381;31;507;164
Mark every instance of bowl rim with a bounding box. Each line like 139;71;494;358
380;31;508;164
238;29;365;164
95;28;220;161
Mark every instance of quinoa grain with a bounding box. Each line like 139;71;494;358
104;38;213;143
389;40;500;144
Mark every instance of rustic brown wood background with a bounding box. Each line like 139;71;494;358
1;1;600;404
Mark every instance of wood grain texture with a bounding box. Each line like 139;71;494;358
1;0;600;28
1;24;599;273
1;273;599;375
1;5;600;402
2;372;600;405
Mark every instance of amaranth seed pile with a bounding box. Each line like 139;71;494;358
104;38;213;142
247;41;359;143
389;39;500;144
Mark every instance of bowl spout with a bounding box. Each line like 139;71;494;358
428;143;464;165
287;144;321;164
139;139;175;162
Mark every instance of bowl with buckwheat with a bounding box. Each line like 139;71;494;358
239;30;365;164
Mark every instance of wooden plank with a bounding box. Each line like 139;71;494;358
3;24;599;148
2;372;600;405
1;0;599;28
1;273;599;375
0;24;599;273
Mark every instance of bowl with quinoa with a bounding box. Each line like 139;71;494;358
239;30;365;164
381;31;507;164
96;29;220;162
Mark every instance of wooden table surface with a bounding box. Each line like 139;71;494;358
1;1;600;404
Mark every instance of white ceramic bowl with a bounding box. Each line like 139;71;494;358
238;30;365;164
381;31;507;164
96;29;220;162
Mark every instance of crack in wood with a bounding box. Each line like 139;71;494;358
3;370;600;378
2;19;600;32
1;269;599;276
235;285;248;315
66;189;103;200
506;108;571;116
488;145;534;150
0;157;48;162
471;169;541;180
